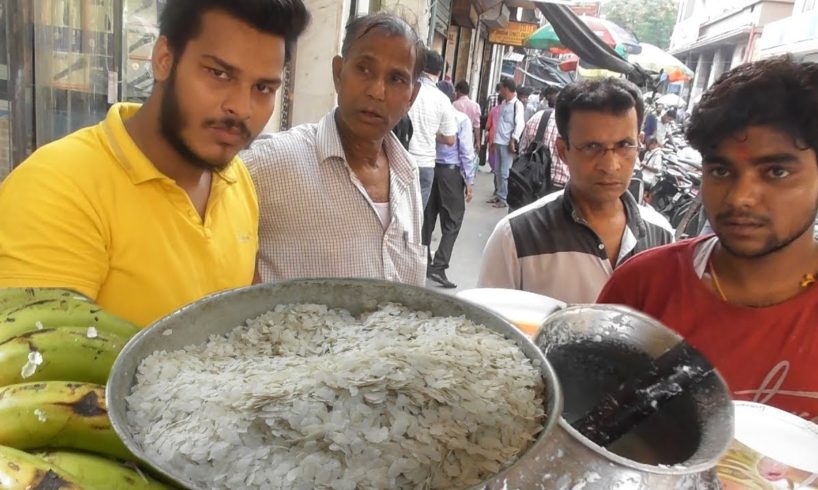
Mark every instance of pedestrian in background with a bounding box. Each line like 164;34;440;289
453;80;481;170
408;50;457;208
422;82;475;289
520;89;540;122
487;77;525;209
484;83;502;174
519;85;569;194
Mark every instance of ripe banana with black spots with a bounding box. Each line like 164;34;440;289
0;382;132;460
0;288;90;315
36;450;169;490
0;444;89;490
0;295;139;344
0;328;126;387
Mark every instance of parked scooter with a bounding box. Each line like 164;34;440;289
641;129;707;238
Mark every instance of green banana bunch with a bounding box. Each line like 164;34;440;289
36;450;169;490
0;382;132;460
0;287;90;313
0;292;140;344
0;328;126;387
0;444;90;490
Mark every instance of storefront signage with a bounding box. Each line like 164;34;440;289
489;21;538;47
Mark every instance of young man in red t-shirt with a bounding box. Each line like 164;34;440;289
598;57;818;423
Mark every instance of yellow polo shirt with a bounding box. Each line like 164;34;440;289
0;104;259;327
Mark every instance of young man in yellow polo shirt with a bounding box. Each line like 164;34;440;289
0;0;310;327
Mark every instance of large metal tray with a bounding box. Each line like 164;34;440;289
107;278;563;489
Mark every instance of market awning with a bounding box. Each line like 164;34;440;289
534;3;648;84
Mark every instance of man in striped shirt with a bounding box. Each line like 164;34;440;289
478;78;673;304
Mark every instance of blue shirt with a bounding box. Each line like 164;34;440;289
643;112;658;139
435;111;476;186
494;97;525;145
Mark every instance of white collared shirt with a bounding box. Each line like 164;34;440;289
241;110;427;286
407;75;458;168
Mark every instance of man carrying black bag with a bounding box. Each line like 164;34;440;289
506;107;555;212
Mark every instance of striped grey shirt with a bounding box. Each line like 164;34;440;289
241;110;426;286
478;189;674;304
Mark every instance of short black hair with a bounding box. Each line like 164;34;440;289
543;86;560;97
455;80;470;95
518;86;532;97
555;77;645;141
436;80;455;101
159;0;310;61
686;56;818;156
500;77;516;93
423;50;444;76
342;13;425;80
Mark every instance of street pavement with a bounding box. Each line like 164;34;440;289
425;164;508;294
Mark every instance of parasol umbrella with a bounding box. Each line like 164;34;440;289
559;54;579;72
628;43;694;82
526;16;642;55
577;60;624;80
656;93;684;107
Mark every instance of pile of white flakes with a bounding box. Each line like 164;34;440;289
127;303;545;490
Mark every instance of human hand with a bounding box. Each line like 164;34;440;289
465;185;473;203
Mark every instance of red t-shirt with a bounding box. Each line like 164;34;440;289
598;236;818;423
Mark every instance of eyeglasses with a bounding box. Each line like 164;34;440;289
571;141;639;160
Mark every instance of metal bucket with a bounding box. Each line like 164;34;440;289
107;279;563;489
521;304;735;490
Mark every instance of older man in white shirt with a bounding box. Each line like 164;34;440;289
242;13;427;285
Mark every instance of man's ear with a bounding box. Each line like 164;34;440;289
152;36;175;82
556;136;568;162
332;55;343;92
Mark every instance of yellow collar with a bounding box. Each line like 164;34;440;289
101;103;239;186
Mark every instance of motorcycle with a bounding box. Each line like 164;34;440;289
641;130;708;239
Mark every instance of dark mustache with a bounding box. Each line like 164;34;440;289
205;118;251;139
715;209;770;225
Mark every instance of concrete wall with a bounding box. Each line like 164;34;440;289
381;0;431;42
453;27;473;83
757;0;797;25
290;0;351;127
672;0;794;54
730;43;745;68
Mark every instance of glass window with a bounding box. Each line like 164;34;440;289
32;0;114;147
0;2;10;180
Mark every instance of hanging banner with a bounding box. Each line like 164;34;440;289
489;21;538;47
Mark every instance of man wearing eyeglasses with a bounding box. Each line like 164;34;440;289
478;78;673;304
